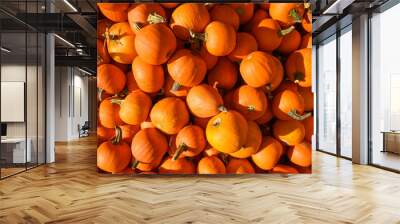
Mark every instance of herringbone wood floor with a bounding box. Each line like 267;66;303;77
1;136;400;224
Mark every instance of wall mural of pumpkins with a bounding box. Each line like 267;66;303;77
97;2;313;175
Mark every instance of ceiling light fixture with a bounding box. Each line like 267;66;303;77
63;0;78;12
54;33;75;48
1;47;11;53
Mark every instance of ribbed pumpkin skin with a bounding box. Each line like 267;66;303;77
126;71;139;93
198;156;226;174
159;157;196;174
186;84;224;118
106;22;137;64
240;51;283;88
298;87;314;111
167;49;207;87
131;128;168;165
97;64;126;95
302;115;313;142
269;3;305;27
285;48;312;87
204;21;237;56
229;121;262;159
97;125;115;143
271;164;299;174
251;18;282;52
228;32;258;62
173;125;206;159
97;39;110;66
207;57;238;90
288;142;312;167
232;85;268;121
277;29;301;55
206;111;248;153
127;3;166;33
119;90;152;125
242;9;268;32
135;24;177;65
120;124;140;144
227;158;255;174
251;136;283;170
97;141;131;173
132;56;164;93
199;45;218;70
300;33;312;49
98;3;130;22
272;89;305;120
170;3;210;40
273;120;305;146
210;5;240;30
229;3;255;24
99;98;124;129
150;97;189;135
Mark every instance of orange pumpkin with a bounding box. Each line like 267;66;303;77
97;141;131;173
206;110;248;153
232;85;268;120
302;10;312;33
193;116;211;130
252;18;289;52
161;3;180;9
97;19;113;39
226;158;255;174
302;115;313;142
198;156;226;174
228;32;258;62
150;97;189;134
163;75;189;98
170;3;210;40
140;120;156;130
300;33;312;49
186;84;225;118
98;98;124;128
131;128;168;165
172;125;206;160
265;63;284;93
240;51;283;88
98;3;130;22
210;4;240;30
159;157;196;174
242;9;268;32
256;105;274;125
207;57;238;89
167;49;207;89
273;80;298;94
97;125;115;143
271;164;299;174
106;22;137;64
277;27;301;55
199;45;218;70
97;39;110;66
126;71;139;93
115;90;152;125
229;121;262;159
127;3;166;32
272;89;309;121
285;48;312;87
97;64;126;95
192;21;236;56
287;142;312;167
223;90;236;110
120;125;140;144
273;119;305;146
298;87;314;111
229;3;254;24
132;56;164;93
251;136;283;170
269;3;305;27
203;146;220;157
135;23;177;65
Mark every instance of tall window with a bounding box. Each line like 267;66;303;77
339;27;352;158
371;2;400;171
317;36;337;154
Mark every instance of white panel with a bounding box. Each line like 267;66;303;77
1;82;25;122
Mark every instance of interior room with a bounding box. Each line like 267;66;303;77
0;0;400;223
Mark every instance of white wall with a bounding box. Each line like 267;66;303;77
54;66;89;141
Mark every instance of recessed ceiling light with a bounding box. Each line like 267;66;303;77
1;47;11;53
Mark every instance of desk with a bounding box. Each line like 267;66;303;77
1;138;32;164
381;131;400;154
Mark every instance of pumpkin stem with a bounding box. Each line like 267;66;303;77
157;88;165;96
189;30;206;42
278;26;295;36
112;126;122;144
220;153;229;165
212;118;222;127
97;88;104;102
248;105;256;112
304;3;311;9
218;105;228;112
171;81;182;91
294;72;305;82
289;9;302;23
131;159;139;169
110;98;123;105
265;84;272;92
172;143;187;161
147;12;167;24
288;109;312;121
133;22;142;31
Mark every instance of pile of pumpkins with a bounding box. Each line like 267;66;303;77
97;2;313;174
